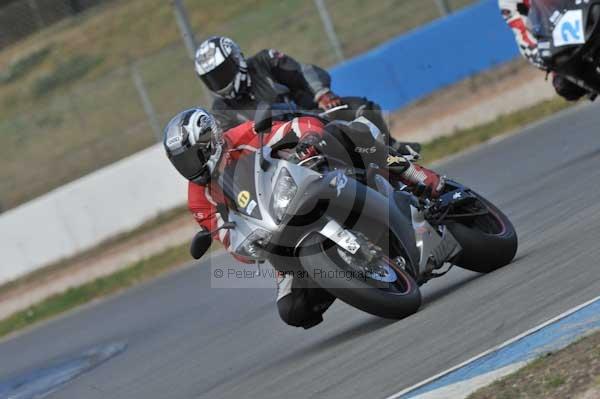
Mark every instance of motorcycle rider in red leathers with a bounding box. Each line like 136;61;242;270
499;0;588;100
164;109;443;329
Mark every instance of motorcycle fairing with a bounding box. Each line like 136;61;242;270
532;0;600;73
285;170;422;273
219;153;262;219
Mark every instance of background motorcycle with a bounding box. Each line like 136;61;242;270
191;103;518;319
530;0;600;98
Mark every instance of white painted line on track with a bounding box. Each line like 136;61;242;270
385;294;600;399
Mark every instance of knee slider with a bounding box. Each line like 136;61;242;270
277;295;323;328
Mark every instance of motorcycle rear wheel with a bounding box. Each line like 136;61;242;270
446;193;518;273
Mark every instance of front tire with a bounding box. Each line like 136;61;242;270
298;235;422;319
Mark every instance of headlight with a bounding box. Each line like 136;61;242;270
272;168;297;222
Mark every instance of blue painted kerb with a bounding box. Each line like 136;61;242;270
401;298;600;398
330;0;521;111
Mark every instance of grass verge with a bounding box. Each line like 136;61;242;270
0;96;576;339
468;329;600;399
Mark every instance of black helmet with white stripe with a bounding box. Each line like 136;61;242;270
163;108;223;184
195;36;250;99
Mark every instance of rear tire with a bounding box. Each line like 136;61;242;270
298;235;421;319
447;194;517;273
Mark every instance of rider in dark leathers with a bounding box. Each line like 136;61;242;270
194;36;392;139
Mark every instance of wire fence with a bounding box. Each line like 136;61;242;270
0;0;477;212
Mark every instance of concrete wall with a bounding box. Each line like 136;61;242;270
0;0;522;284
0;144;187;284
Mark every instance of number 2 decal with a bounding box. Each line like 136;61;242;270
562;20;582;42
553;10;586;47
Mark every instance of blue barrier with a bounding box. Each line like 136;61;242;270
330;0;521;111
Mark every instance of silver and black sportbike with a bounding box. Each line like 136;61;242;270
191;103;518;319
530;0;600;98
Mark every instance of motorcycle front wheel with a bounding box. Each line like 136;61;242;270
298;234;421;319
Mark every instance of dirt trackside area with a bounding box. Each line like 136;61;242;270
469;330;600;399
389;59;555;143
0;208;196;321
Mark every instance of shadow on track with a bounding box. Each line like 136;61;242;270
421;250;532;308
194;316;398;397
421;272;481;305
268;316;397;368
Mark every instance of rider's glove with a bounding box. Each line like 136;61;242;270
289;133;325;163
316;90;342;110
517;42;545;69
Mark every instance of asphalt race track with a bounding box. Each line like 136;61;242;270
2;103;600;399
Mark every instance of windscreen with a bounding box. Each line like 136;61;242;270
529;0;573;39
220;152;258;213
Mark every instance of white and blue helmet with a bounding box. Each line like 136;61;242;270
195;36;250;99
163;108;223;184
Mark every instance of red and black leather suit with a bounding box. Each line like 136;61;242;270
188;116;325;261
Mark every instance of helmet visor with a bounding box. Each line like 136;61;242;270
199;55;238;92
169;144;207;181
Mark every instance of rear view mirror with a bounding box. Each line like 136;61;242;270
190;230;212;260
254;102;272;134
